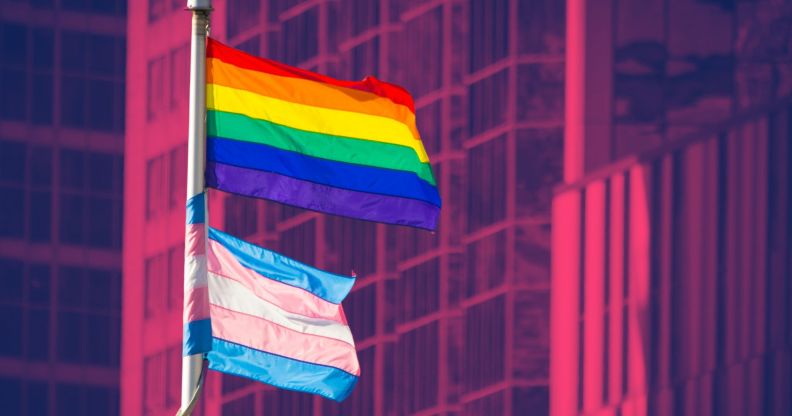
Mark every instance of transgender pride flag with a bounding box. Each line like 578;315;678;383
184;219;360;401
204;228;359;401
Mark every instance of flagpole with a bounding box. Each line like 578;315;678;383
180;1;211;415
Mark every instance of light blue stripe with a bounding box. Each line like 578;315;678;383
207;227;355;304
207;337;359;402
183;319;212;356
186;192;206;225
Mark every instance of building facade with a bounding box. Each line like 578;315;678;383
124;0;562;415
551;1;792;415
0;0;126;414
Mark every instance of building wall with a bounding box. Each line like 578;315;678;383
0;0;126;414
551;1;792;415
551;96;792;416
124;0;563;415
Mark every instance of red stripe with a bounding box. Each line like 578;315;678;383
206;37;415;113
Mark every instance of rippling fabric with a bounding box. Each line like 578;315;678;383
204;227;359;401
205;38;440;230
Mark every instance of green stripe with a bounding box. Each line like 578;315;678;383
207;110;436;186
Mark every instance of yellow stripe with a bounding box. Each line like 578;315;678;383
208;57;420;138
207;83;429;162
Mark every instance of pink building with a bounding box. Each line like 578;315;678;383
550;1;792;415
124;0;562;415
0;0;126;414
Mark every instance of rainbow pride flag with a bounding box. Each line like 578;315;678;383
193;227;359;401
205;38;441;230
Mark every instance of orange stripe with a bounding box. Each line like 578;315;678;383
207;37;415;113
208;57;420;139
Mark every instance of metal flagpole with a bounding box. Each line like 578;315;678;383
179;1;211;415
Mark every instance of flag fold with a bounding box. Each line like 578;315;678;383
205;38;441;230
203;227;359;402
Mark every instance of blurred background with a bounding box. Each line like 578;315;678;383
0;0;790;415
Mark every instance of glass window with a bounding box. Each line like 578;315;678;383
468;69;508;136
279;220;316;265
57;311;82;362
515;129;563;217
144;253;167;318
517;0;564;54
227;0;260;38
467;135;507;231
27;382;49;416
29;190;52;242
222;394;255;416
58;266;84;307
0;187;24;237
30;147;52;186
87;35;116;75
88;153;114;191
86;196;113;247
170;44;190;109
83;385;119;415
28;264;50;303
143;352;165;411
146;155;166;219
1;22;27;65
32;28;54;68
147;55;167;121
469;0;509;73
0;68;26;120
169;145;187;209
395;322;439;413
350;0;379;36
467;231;507;296
0;258;23;301
31;73;53;125
0;305;23;357
389;8;441;97
349;38;379;81
85;313;119;365
61;75;86;128
281;8;318;65
61;32;86;72
59;194;84;244
0;377;21;415
516;64;564;122
0;140;26;182
399;259;440;322
465;295;506;391
324;216;377;276
60;149;85;189
27;308;49;360
345;284;376;340
88;79;115;130
224;195;258;239
85;269;113;310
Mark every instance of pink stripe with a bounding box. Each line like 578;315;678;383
207;239;345;323
184;286;210;323
186;223;206;256
210;304;359;375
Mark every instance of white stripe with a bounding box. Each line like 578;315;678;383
184;255;207;291
208;272;355;345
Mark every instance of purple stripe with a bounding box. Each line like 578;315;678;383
206;161;439;230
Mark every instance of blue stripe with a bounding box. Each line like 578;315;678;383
207;136;442;207
207;227;355;304
186;192;206;224
183;319;212;356
207;338;358;402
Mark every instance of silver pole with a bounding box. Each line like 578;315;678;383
180;1;211;415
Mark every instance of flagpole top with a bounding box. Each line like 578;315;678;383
186;0;212;11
